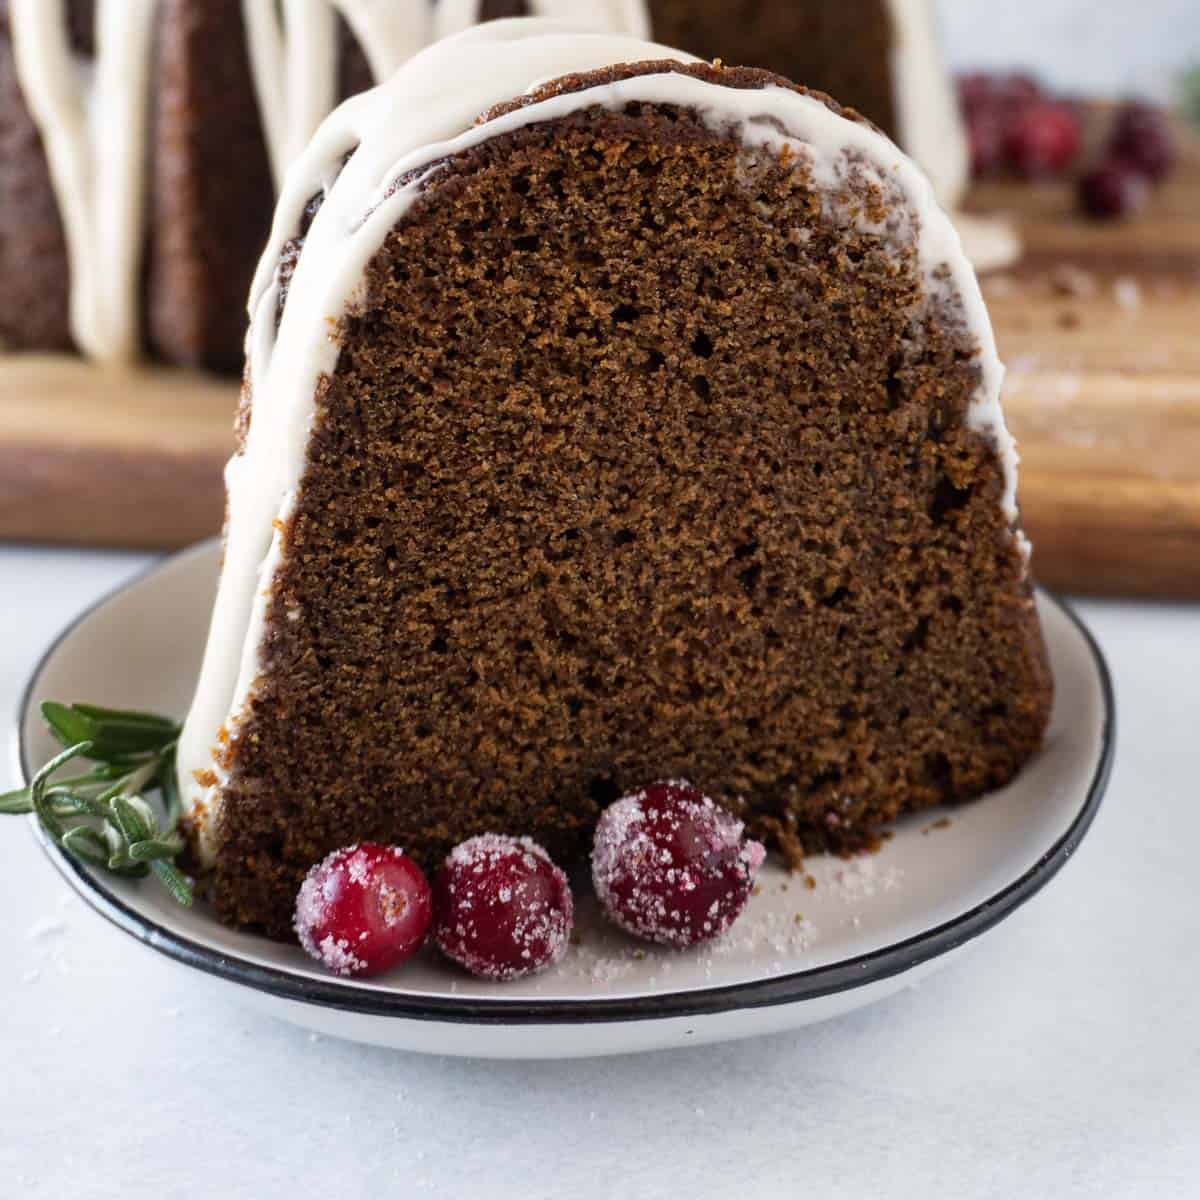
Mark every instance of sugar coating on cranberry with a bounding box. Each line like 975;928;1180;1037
433;835;573;981
294;843;432;978
591;780;767;949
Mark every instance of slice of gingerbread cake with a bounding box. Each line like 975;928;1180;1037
178;20;1052;937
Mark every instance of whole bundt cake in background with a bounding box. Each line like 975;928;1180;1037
177;21;1052;938
0;1;966;371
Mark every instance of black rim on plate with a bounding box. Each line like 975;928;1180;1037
14;540;1115;1026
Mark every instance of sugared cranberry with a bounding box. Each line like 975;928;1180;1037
1003;101;1081;177
1079;158;1151;220
591;780;766;949
1109;101;1175;183
294;844;433;977
433;835;573;981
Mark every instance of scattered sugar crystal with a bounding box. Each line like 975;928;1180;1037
27;917;66;942
830;857;902;899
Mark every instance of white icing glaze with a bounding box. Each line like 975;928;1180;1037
245;0;650;189
9;1;650;361
176;19;1018;863
885;0;968;210
882;2;1021;272
8;0;157;362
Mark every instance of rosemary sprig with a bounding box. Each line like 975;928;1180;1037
3;702;193;906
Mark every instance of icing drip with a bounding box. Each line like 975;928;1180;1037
884;0;968;210
243;0;423;189
244;0;651;189
10;0;651;361
8;0;157;362
177;20;1017;863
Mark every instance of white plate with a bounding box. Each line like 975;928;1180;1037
12;541;1113;1059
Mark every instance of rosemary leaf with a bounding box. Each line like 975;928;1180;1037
128;836;184;863
41;701;178;760
110;795;152;845
150;860;194;906
29;742;95;845
40;702;94;751
61;826;111;867
70;703;179;731
45;792;110;819
12;703;193;908
0;786;33;815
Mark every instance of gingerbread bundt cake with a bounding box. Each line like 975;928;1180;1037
1;2;965;370
176;21;1051;937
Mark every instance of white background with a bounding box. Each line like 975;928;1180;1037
4;6;1200;1198
940;0;1200;98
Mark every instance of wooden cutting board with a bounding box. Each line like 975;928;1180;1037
969;111;1200;600
1;118;1198;597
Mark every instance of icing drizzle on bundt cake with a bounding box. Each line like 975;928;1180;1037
5;1;651;362
177;19;1021;878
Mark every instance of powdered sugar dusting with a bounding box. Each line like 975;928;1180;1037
829;856;903;900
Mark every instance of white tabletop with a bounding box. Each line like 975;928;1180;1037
2;543;1197;1199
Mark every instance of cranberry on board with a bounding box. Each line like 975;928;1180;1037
433;834;574;981
591;780;766;949
1003;101;1082;177
1079;158;1151;220
294;843;433;978
1109;101;1176;183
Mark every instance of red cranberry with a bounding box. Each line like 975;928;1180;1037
1079;158;1151;220
1109;101;1175;183
1004;102;1081;177
294;844;432;978
591;780;766;949
958;72;1042;118
998;73;1044;108
968;113;1006;178
957;72;1000;116
433;835;573;981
